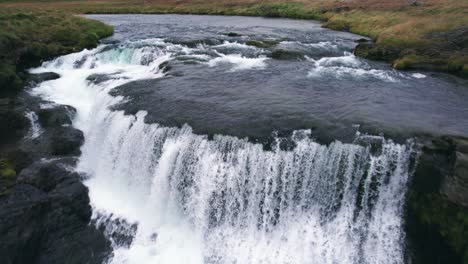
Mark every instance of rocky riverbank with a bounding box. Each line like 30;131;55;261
0;74;111;264
0;11;113;263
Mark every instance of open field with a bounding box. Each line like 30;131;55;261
1;0;467;78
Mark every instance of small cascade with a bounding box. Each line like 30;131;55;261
25;111;43;139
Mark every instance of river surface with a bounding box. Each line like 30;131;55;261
29;15;467;264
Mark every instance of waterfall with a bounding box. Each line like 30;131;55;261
25;111;43;139
30;40;417;264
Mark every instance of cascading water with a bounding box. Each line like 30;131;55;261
30;39;417;264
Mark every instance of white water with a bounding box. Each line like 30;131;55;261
25;111;42;139
31;41;416;264
307;52;399;82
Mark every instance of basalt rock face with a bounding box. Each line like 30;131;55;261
0;85;111;264
37;105;76;128
406;137;468;264
442;138;468;208
0;160;110;264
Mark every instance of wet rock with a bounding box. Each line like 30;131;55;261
86;74;113;85
27;72;60;84
0;160;111;264
442;137;468;208
223;32;242;37
246;40;278;49
49;127;84;156
0;109;29;144
270;49;304;60
354;42;401;62
37;105;76;128
158;61;172;73
405;136;468;264
166;38;221;48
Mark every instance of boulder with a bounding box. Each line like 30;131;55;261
49;127;84;156
0;160;111;264
27;72;60;84
442;138;468;208
0;109;29;144
37;105;76;128
271;49;304;60
86;74;113;85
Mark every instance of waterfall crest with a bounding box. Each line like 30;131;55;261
30;41;417;264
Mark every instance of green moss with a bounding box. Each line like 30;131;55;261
0;64;22;92
462;65;468;78
410;193;468;263
324;19;350;32
393;54;448;71
0;159;16;192
448;55;468;76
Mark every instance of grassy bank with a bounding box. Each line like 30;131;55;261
1;0;467;78
0;9;113;94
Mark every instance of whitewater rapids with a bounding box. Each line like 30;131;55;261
30;40;417;264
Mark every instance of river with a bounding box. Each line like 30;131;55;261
28;14;468;264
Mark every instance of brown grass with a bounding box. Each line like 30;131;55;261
0;0;467;76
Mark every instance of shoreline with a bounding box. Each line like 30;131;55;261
1;0;467;79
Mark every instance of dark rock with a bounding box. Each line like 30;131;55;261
0;109;30;144
355;38;370;43
86;74;113;85
27;72;60;84
37;105;76;128
354;42;401;62
245;40;278;49
166;38;221;48
405;136;468;264
158;61;172;73
442;137;468;208
49;127;84;156
223;32;242;37
0;160;111;264
270;49;304;60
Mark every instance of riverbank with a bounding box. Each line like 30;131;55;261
0;9;113;95
0;0;467;78
0;12;114;263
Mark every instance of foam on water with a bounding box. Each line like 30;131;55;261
307;52;398;82
411;73;426;79
213;41;258;50
31;41;416;264
280;41;339;50
208;53;268;71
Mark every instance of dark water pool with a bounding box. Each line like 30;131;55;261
88;14;468;143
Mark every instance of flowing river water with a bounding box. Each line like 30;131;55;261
28;15;468;264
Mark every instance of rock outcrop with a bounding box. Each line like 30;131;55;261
0;160;110;264
442;138;468;208
0;80;111;264
406;136;468;264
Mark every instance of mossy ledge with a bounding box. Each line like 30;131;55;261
0;10;113;95
406;137;468;264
